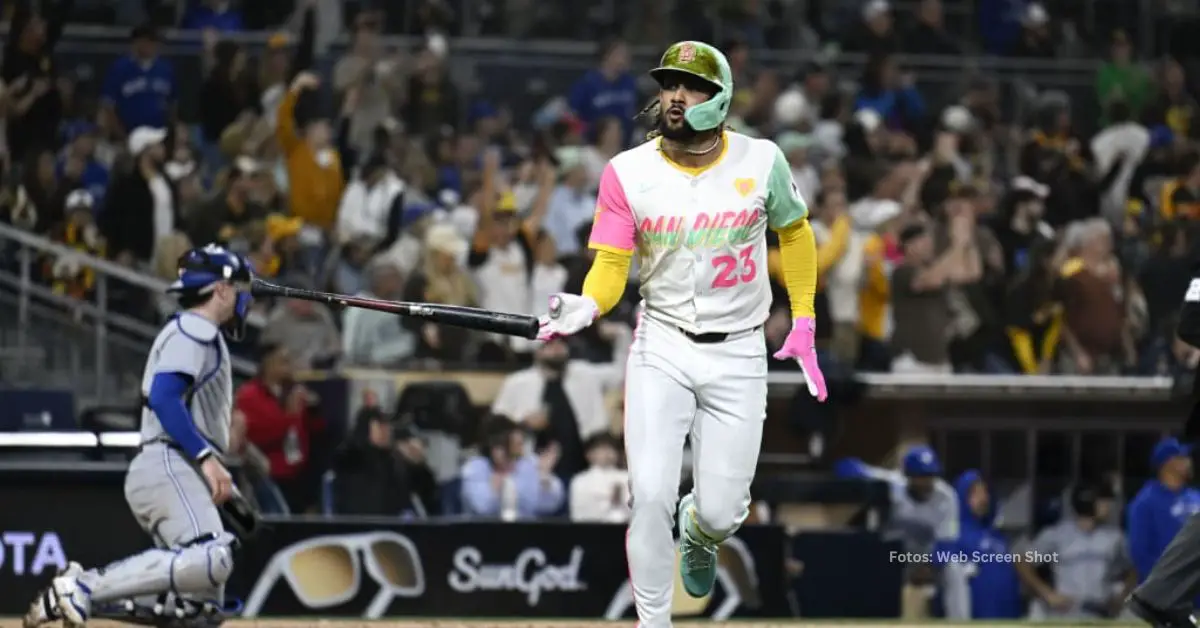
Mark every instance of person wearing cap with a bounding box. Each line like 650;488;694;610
1012;3;1054;58
469;149;553;363
342;257;416;367
401;39;460;135
2;0;73;161
846;0;899;55
1126;437;1200;625
46;189;104;299
989;175;1052;278
405;222;477;361
1015;479;1133;619
101;126;177;265
277;71;344;231
101;23;177;135
836;446;959;615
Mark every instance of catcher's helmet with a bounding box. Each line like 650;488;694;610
649;41;734;132
168;244;254;340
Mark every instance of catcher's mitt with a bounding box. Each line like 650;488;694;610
219;486;264;544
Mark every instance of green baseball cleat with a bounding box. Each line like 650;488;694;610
676;493;719;598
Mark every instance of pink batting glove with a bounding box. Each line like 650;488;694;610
773;317;828;402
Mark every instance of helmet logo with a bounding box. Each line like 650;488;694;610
678;42;696;63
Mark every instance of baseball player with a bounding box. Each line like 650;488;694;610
538;40;827;627
23;244;254;628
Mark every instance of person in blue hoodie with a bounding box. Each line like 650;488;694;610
853;54;925;136
1125;437;1200;627
939;470;1023;619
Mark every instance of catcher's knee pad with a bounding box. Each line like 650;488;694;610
173;532;236;590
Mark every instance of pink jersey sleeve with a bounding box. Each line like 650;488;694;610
588;163;636;254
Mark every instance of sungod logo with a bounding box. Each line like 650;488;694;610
447;546;587;606
1;531;67;576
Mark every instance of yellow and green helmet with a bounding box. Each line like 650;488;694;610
649;40;734;132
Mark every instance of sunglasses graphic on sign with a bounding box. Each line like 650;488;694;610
243;531;425;619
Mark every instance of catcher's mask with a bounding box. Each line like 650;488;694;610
649;41;734;132
168;244;255;341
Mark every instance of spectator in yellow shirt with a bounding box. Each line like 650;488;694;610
276;71;344;230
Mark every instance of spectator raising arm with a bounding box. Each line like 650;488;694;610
460;456;502;516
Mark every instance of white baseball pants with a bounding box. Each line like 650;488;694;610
623;312;767;627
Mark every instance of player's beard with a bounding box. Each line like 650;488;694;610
657;113;701;143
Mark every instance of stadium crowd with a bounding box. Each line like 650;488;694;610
0;0;1196;537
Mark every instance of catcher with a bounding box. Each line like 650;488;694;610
23;244;262;628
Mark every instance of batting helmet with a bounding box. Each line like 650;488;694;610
649;41;734;132
168;244;254;340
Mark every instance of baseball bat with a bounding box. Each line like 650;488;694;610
250;279;540;339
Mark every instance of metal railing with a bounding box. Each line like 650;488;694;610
0;223;255;401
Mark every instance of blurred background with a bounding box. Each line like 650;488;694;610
1;0;1200;622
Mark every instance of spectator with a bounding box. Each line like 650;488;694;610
102;24;177;136
404;222;476;361
331;406;436;517
903;0;960;56
402;40;460;137
461;415;565;520
846;0;899;55
2;0;73;161
180;0;245;32
1141;224;1194;368
941;470;1023;619
568;38;637;139
21;149;67;234
543;148;597;257
580;117;624;190
261;274;340;369
199;39;258;146
990;177;1052;280
936;186;1006;372
58;122;110;209
491;335;625;483
1003;239;1063;374
45;189;104;299
530;229;568;321
187;157;267;247
1017;481;1134;619
102;127;175;266
854;54;925;136
1011;3;1055;58
1143;58;1200;140
1127;438;1200;590
1158;151;1200;221
1057;219;1133;374
778;132;820;205
469;151;552;363
277;71;344;231
332;12;404;156
342;257;417;367
234;342;326;514
890;223;959;373
335;153;405;247
1096;31;1152;124
569;433;630;523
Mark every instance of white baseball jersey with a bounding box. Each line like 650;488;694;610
139;312;232;453
588;131;808;334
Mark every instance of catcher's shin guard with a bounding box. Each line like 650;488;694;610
92;593;242;628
